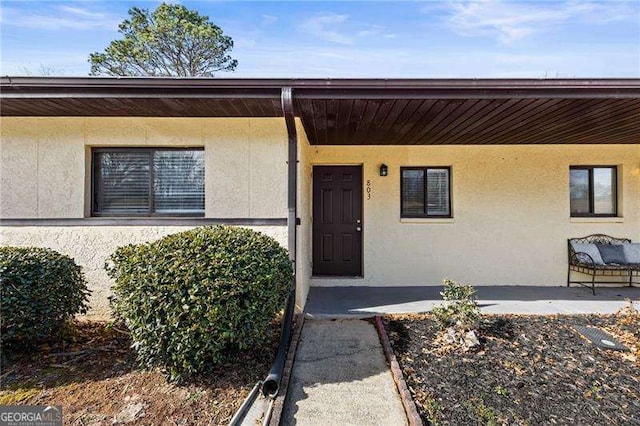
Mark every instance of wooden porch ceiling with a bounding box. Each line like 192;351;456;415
296;98;640;145
2;77;639;145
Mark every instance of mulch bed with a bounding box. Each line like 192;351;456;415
384;310;640;425
0;320;280;425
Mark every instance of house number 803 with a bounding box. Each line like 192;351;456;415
366;180;371;200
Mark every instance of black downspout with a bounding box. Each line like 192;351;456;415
262;87;297;398
283;88;297;279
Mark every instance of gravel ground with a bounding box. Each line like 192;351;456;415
384;310;640;426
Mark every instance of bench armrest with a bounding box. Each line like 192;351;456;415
570;251;596;267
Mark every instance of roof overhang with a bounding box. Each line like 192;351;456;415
1;77;639;145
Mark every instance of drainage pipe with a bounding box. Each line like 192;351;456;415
261;87;298;398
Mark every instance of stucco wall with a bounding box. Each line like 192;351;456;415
296;121;313;309
0;117;287;218
0;117;290;318
304;144;640;288
1;226;287;319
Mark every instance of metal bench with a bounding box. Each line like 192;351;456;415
568;234;640;295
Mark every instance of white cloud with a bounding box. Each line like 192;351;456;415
299;14;396;45
299;13;354;45
0;4;122;31
436;0;639;43
261;14;278;25
357;24;393;38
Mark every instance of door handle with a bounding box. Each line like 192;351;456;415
356;226;362;232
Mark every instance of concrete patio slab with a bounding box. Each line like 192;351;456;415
281;319;407;426
305;286;640;318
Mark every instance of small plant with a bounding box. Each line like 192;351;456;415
0;247;90;350
464;398;501;426
493;385;509;397
186;391;202;403
432;279;482;351
432;278;481;330
107;225;293;382
422;394;443;425
586;380;602;399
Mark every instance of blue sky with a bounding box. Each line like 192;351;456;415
1;0;639;77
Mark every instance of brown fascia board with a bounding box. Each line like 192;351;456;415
2;77;640;100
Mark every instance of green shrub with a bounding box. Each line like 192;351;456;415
432;278;481;330
0;247;90;349
106;225;293;381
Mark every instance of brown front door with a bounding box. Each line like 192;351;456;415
312;166;363;276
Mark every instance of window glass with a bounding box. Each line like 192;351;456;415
569;166;617;217
401;169;425;217
95;151;151;214
93;149;204;216
153;150;205;214
593;168;615;215
401;167;451;218
426;168;450;216
569;169;590;215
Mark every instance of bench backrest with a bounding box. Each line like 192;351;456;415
568;234;632;256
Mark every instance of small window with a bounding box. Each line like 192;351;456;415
401;167;451;218
570;166;617;217
92;148;204;216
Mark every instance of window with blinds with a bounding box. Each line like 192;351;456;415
401;167;451;218
93;148;204;216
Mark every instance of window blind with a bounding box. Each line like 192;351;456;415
93;148;204;216
401;169;425;216
426;168;450;216
95;151;151;214
153;150;205;214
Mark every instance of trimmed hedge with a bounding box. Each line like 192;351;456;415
0;247;90;349
106;226;293;381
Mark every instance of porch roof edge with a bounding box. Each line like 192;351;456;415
2;76;640;97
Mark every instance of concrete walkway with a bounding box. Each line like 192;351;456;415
282;319;407;426
306;286;640;318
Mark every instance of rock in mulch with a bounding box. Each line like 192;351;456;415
384;314;640;425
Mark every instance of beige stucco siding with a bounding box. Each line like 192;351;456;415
0;117;290;318
0;117;287;218
304;144;640;288
296;121;313;309
1;226;287;319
